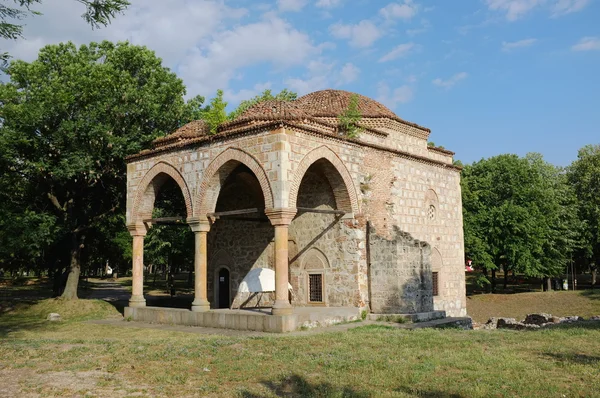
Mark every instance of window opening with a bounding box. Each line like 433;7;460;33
308;273;323;302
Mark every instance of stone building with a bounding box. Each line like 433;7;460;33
125;89;466;330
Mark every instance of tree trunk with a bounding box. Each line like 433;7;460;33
491;269;496;293
545;277;552;292
61;233;84;300
503;264;509;290
592;268;597;287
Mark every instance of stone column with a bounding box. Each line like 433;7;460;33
265;208;297;316
189;219;211;312
127;223;147;308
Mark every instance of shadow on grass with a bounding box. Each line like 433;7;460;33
394;387;464;398
238;374;369;397
579;289;600;301
543;352;600;365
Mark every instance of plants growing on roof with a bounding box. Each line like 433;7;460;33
338;94;363;139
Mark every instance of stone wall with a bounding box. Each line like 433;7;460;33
288;169;361;307
125;122;466;316
358;146;466;316
369;226;433;314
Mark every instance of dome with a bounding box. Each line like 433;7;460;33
234;100;311;122
153;120;210;147
295;89;399;119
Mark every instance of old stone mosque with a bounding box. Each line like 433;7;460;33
124;89;466;332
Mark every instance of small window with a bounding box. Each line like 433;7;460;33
432;272;439;296
308;273;323;303
427;204;436;220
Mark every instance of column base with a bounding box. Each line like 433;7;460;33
129;295;146;308
271;300;293;316
191;299;211;312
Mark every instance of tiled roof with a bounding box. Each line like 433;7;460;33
295;89;398;119
220;100;311;130
152;120;210;148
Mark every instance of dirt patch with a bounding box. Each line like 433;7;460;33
0;368;152;397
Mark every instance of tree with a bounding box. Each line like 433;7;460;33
1;0;129;64
228;89;297;120
568;144;600;286
338;93;362;138
0;41;197;299
462;153;580;292
204;89;228;135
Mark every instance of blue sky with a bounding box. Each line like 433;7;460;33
4;0;599;165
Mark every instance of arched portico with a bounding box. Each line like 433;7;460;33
127;162;193;308
131;161;193;223
195;147;274;219
289;146;359;214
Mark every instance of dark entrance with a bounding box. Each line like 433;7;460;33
218;268;230;308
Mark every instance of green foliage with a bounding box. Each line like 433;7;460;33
475;274;491;289
0;1;129;64
338;94;363;138
0;40;193;289
462;153;581;280
568;144;600;264
361;309;368;320
204;89;228;134
228;89;297;120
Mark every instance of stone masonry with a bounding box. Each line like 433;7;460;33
125;89;467;318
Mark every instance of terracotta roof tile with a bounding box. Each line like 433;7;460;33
152;120;210;148
220;100;311;130
295;89;398;119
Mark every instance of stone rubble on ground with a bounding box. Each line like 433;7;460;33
474;313;599;330
46;313;61;321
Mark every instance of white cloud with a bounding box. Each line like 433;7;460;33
316;0;343;8
337;63;360;85
485;0;591;20
379;42;416;62
502;38;537;51
572;37;600;51
2;0;330;99
485;0;544;21
330;20;381;48
179;17;319;96
432;72;468;89
377;82;414;108
224;82;273;105
552;0;591;15
277;0;308;12
285;59;334;95
380;1;418;20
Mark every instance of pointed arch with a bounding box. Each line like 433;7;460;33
131;161;193;223
289;146;359;214
300;247;330;270
431;247;443;271
195;147;274;217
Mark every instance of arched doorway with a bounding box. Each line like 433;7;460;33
289;156;357;307
217;268;230;308
203;161;274;309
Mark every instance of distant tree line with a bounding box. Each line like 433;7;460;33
0;40;297;298
1;39;598;299
462;148;600;291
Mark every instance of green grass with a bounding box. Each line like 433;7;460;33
467;289;600;323
1;298;600;397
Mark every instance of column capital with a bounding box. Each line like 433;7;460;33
265;208;297;226
127;223;147;237
187;217;211;233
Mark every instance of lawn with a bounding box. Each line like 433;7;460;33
467;290;600;323
1;299;600;397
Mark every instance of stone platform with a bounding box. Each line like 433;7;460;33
124;306;362;333
367;310;446;323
